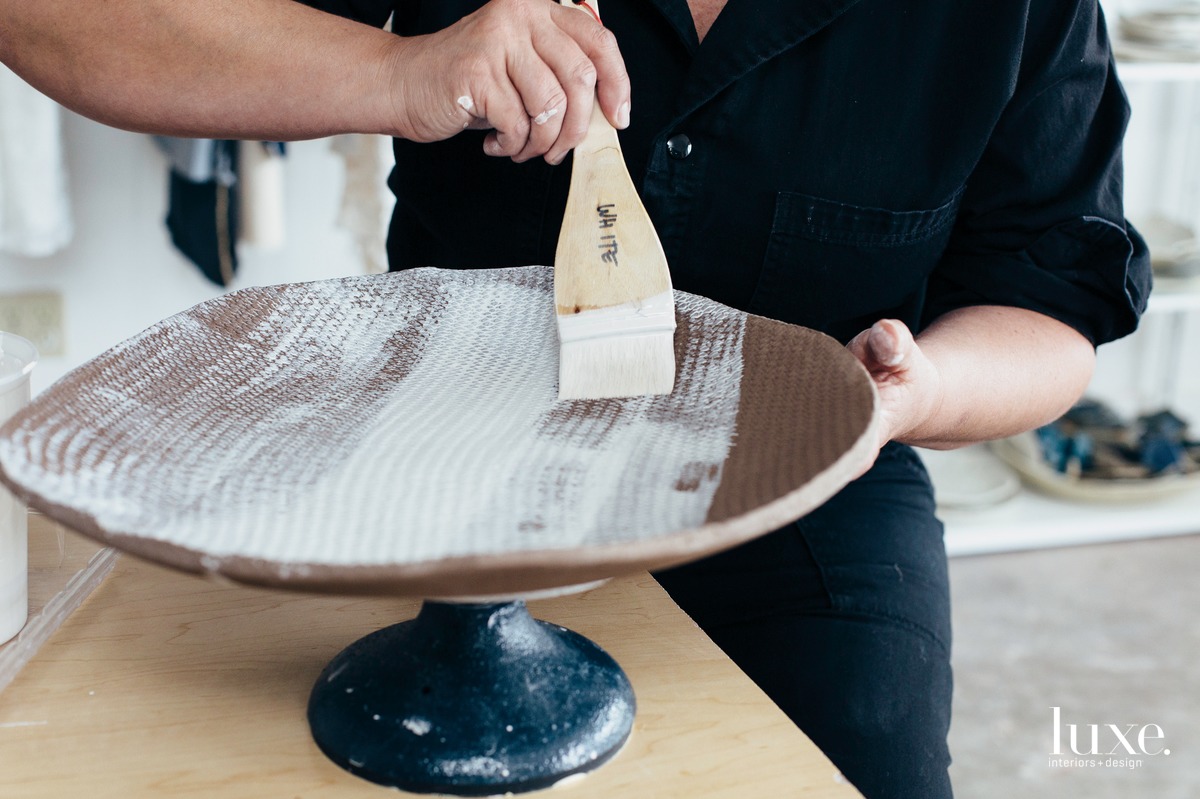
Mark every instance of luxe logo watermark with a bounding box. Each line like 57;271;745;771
1049;707;1171;770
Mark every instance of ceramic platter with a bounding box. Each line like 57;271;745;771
0;266;878;598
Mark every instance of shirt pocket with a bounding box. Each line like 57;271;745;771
748;188;964;337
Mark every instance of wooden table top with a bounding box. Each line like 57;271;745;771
0;514;862;798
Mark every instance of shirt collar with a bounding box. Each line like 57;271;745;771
644;0;700;51
643;0;867;122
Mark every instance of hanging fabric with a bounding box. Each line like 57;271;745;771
331;134;393;274
0;64;73;257
155;138;289;286
239;141;287;251
155;137;239;287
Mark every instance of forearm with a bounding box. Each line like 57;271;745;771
0;0;400;140
899;305;1095;449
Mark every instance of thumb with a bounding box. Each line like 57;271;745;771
850;319;915;374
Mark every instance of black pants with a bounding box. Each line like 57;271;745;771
654;442;954;799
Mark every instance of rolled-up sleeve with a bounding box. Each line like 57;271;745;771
925;0;1151;346
297;0;395;27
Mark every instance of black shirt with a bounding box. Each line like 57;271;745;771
306;0;1151;345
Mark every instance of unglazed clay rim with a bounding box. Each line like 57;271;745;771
0;268;880;599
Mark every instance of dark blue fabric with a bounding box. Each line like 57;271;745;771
654;442;954;799
162;139;239;287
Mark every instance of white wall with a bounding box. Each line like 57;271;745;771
0;110;392;397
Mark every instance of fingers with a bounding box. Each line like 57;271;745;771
478;79;533;158
529;22;601;164
506;38;570;162
392;0;631;162
502;2;630;163
551;2;630;132
846;318;946;459
477;49;571;162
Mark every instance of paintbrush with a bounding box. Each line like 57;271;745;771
554;0;676;400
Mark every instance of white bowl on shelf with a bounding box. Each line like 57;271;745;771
919;445;1021;511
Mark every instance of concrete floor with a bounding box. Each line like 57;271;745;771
948;534;1200;798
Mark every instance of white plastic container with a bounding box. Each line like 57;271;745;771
0;332;37;644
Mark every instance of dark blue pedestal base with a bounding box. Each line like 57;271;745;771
308;600;636;795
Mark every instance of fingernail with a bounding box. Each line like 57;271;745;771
617;101;630;129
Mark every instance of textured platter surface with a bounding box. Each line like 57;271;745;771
0;267;877;597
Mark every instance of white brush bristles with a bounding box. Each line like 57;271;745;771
557;330;676;400
557;290;676;400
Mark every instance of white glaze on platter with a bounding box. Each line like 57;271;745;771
0;267;745;570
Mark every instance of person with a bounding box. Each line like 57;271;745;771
0;1;1150;796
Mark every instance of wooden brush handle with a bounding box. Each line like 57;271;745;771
554;0;672;314
561;0;614;156
575;96;621;161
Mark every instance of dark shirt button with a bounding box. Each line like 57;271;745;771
666;134;693;160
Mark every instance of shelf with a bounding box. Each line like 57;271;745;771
924;444;1200;557
1116;58;1200;82
942;482;1200;557
1147;276;1200;312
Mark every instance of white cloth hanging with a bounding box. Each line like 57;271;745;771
331;134;393;274
239;140;286;250
0;64;73;257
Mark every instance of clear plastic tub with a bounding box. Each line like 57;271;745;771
0;512;117;695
